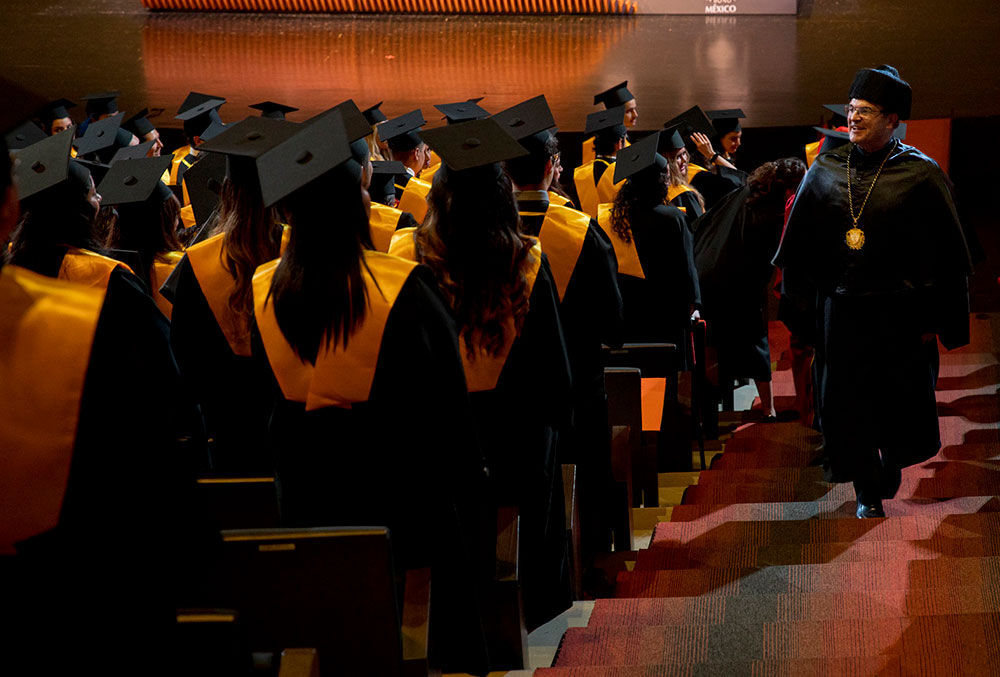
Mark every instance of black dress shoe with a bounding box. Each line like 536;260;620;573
856;498;886;519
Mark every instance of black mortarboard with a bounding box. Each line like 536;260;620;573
492;95;556;154
97;156;174;206
361;101;388;126
177;98;226;139
5;121;47;151
74;114;125;158
183;151;226;225
12;130;75;200
658;125;685;152
435;98;489;124
175;98;226;122
822;103;848;127
418;118;528;172
198;116;301;195
812;126;850;152
123;108;156;137
249;101;299;120
585;106;627;140
73;158;112;186
40;99;76;124
81;90;120;117
177;91;224;117
306;100;372;162
706;108;746;136
593;81;634;108
613;131;666;184
256;109;352;208
663;105;716;141
200;120;227;142
370;160;405;202
380;110;425;152
111;140;156;163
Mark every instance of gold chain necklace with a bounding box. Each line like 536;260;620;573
845;140;894;250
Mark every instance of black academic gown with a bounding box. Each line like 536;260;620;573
670;188;704;232
773;140;973;481
518;193;624;558
168;256;274;473
1;264;212;675
694;185;784;382
252;264;491;674
690;163;747;212
467;258;574;632
619;204;702;354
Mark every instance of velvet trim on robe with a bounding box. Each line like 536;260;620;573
185;233;250;357
0;265;105;554
253;252;419;410
462;239;543;392
58;247;133;289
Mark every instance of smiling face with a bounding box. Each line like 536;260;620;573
721;130;742;156
847;98;898;152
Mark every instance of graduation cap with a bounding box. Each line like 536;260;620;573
255;109;352;208
73;158;112;187
663;105;716;141
418;118;528;172
594;81;634;108
12;129;75;200
97;155;174;206
198;116;301;194
176;91;225;117
613;131;666;184
380;110;425;152
706;108;746;136
74;113;125;158
812;126;850;152
183;150;226;225
435;98;489;124
361;101;388;126
40;99;76;124
369;160;406;203
491;95;556;154
5;120;47;151
822;103;848;127
250;101;299;120
111;140;155;163
200;120;227;142
658;125;685;153
176;98;226;139
585;105;627;140
82;90;120;117
123;108;156;137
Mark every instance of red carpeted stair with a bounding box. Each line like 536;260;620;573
538;315;1000;676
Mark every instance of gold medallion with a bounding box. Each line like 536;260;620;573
845;227;865;250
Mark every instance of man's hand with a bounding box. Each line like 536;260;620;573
691;132;716;161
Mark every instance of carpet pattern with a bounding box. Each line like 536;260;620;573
539;315;1000;676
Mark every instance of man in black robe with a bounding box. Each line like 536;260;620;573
773;65;974;518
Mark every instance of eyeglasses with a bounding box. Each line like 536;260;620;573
844;104;883;118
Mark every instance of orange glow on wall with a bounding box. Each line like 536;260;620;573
141;0;635;13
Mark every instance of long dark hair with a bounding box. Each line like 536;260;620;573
267;159;374;365
610;167;670;244
105;190;183;291
5;161;99;271
212;160;283;325
415;164;534;359
746;157;807;213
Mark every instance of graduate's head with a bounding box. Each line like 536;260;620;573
492;95;560;191
123;109;163;157
611;132;669;244
99;155;182;261
594;82;637;128
847;65;909;151
586;106;628;157
381;110;427;175
81;91;119;122
746;157;807;213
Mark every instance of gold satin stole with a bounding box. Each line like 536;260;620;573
596;204;645;279
58;248;133;289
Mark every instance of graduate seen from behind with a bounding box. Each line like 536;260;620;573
774;65;974;519
249;110;491;674
405;118;575;633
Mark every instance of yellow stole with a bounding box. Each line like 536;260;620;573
58;247;132;289
529;204;589;302
151;250;185;320
169;145;192;186
0;265;105;554
688;163;706;182
253;252;419;410
596;204;645;280
573;159;623;219
547;191;572;208
580;137;630;166
185;233;251;357
388;226;418;262
397;175;431;225
667;184;694;202
420;163;441;183
180;204;197;230
462;239;543;393
369;203;404;253
805;139;823;167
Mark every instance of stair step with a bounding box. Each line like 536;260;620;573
666;496;1000;523
538;656;903;676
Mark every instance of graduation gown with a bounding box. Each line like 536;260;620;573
597;203;701;351
693;185;783;382
668;183;704;231
0;263;210;674
689;162;747;212
168;233;274;473
573;157;624;219
251;254;490;672
518;193;624;557
773;140;973;479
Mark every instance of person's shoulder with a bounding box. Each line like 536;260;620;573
652;203;687;222
892;142;944;174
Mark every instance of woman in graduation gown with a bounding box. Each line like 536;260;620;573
0;108;211;675
250;114;491;674
411;119;574;633
599;131;701;350
660;126;705;230
166;117;291;473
